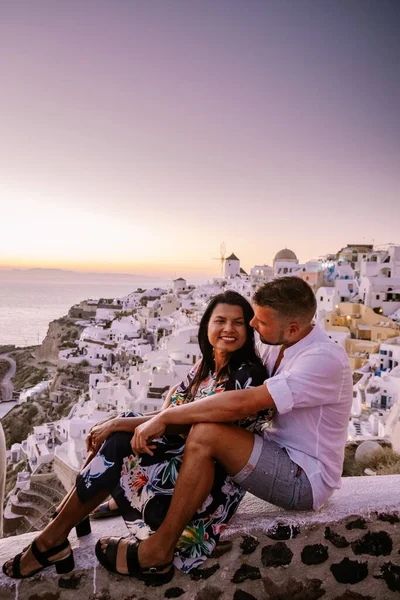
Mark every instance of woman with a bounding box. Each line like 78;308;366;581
3;291;271;581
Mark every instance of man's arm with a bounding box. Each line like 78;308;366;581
131;385;275;454
162;385;275;427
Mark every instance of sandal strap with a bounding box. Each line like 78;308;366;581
11;552;22;578
126;541;172;577
104;537;120;570
31;539;70;567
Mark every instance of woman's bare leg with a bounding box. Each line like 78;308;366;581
3;489;109;577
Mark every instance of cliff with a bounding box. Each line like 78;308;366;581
36;318;83;362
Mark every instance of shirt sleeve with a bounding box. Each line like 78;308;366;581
265;350;346;414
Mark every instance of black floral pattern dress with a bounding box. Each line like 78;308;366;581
78;361;271;572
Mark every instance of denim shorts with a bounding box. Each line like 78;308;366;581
231;434;314;511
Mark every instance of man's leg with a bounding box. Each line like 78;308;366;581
100;423;255;572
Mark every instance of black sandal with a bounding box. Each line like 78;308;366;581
2;539;74;579
95;537;174;585
90;501;121;520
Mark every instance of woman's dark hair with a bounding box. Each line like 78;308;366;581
187;290;264;399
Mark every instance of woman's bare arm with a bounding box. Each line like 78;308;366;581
161;383;179;410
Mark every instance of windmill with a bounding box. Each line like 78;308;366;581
213;242;227;276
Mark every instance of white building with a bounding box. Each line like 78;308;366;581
250;265;274;285
273;248;299;277
224;253;241;278
377;337;400;372
358;245;400;316
25;423;56;472
316;287;341;319
173;278;188;293
19;380;51;404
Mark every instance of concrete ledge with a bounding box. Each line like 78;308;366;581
0;476;399;600
225;473;400;536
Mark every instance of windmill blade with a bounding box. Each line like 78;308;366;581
220;241;226;258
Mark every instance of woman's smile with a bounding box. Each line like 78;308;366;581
207;303;247;363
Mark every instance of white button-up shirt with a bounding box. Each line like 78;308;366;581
258;325;353;510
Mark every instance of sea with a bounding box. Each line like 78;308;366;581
0;269;180;348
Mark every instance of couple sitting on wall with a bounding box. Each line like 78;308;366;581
3;276;353;584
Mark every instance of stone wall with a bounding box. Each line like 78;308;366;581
0;475;399;600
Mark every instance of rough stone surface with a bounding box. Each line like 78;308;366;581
300;543;329;565
377;512;399;524
332;592;374;600
262;575;325;600
209;540;232;558
266;523;300;540
325;526;350;548
231;564;261;584
346;518;367;530
189;564;220;581
330;558;369;584
351;531;393;556
239;535;259;555
233;591;257;600
28;594;61;600
261;542;293;567
195;586;222;600
58;573;85;589
375;561;400;592
164;588;186;598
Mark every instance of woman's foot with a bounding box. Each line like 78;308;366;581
90;498;120;519
2;535;72;578
97;536;174;576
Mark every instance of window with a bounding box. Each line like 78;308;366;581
320;296;323;301
83;429;86;434
144;405;148;411
376;295;380;300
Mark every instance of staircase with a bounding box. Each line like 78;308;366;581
3;475;66;537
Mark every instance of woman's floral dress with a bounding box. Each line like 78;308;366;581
75;361;271;572
114;361;272;572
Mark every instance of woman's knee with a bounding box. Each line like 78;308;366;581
101;430;132;456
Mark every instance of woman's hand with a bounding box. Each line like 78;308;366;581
86;419;116;453
131;414;166;456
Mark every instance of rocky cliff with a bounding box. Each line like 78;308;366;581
36;317;83;362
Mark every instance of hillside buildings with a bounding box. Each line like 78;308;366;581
5;243;400;530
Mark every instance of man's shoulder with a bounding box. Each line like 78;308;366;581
293;328;351;370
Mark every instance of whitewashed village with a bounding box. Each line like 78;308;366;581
3;243;400;536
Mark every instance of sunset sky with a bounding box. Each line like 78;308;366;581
1;0;399;278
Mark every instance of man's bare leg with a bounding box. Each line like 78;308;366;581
100;423;255;572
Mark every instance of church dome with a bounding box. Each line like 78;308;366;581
274;248;298;263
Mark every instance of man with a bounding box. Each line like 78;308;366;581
99;276;353;575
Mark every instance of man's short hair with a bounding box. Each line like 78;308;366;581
253;277;316;324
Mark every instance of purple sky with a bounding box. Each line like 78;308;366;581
1;0;399;277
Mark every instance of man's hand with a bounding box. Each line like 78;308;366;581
131;414;166;455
